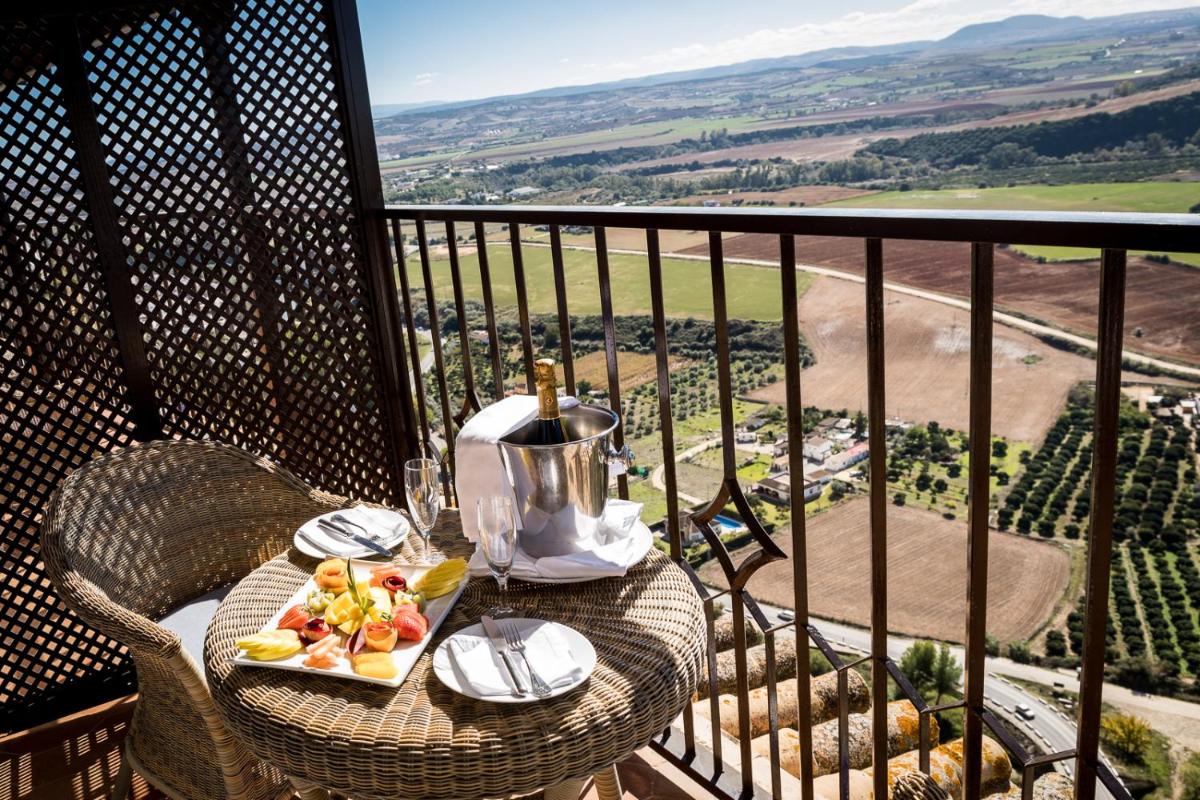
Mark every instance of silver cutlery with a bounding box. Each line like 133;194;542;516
481;615;525;697
317;518;391;557
501;622;552;698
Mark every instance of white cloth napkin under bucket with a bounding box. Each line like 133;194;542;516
294;505;408;557
454;393;579;542
468;499;650;581
448;619;583;696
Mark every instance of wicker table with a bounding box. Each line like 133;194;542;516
205;510;705;800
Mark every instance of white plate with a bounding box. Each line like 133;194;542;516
433;619;596;703
232;560;465;687
294;507;410;559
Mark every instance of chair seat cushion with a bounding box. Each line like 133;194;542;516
158;584;234;678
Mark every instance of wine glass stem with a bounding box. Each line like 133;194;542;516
497;572;509;609
421;530;431;563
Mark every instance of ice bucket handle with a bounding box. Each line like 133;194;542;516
608;444;633;476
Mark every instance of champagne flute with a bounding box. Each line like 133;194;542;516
404;458;441;564
477;496;517;618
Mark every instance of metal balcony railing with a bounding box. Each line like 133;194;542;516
381;203;1200;800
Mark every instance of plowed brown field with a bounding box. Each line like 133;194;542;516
692;234;1200;366
751;276;1111;441
699;498;1070;644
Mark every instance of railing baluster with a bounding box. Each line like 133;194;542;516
445;221;481;417
391;219;433;452
415;217;458;501
508;223;536;393
647;227;693;755
864;237;889;800
704;598;724;770
963;242;995;799
473;221;505;401
595;225;628;499
648;229;680;555
707;229;756;794
780;234;815;800
550;224;576;395
1075;249;1127;800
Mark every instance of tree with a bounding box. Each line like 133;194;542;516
1181;752;1200;800
854;410;867;438
1100;713;1151;763
992;439;1008;459
985;142;1035;169
931;643;962;703
1007;642;1032;664
898;641;938;691
576;379;592;395
1045;630;1067;658
984;633;1001;658
947;463;962;479
933;478;948;494
893;492;907;506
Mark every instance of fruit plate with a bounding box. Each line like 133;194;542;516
231;560;467;687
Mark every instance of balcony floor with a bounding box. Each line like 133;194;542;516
1;696;703;800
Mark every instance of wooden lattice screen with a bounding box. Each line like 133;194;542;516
0;0;411;732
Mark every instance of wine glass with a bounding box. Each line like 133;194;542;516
404;458;441;564
477;496;517;618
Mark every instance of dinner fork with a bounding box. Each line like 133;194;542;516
502;623;552;698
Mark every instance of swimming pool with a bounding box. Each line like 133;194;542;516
713;514;745;531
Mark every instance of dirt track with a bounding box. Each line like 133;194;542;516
699;498;1070;644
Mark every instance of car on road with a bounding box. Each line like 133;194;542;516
1015;703;1036;721
778;610;795;622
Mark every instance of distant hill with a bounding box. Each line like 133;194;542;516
371;101;444;118
380;6;1200;118
933;14;1088;50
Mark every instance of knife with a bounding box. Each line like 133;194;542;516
316;518;391;557
482;615;526;697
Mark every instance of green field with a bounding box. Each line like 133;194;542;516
825;182;1200;266
387;114;767;169
417;244;805;321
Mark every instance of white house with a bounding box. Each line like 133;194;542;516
827;442;870;473
803;436;833;462
752;472;822;505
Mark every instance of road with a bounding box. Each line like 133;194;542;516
529;240;1200;380
650;437;720;506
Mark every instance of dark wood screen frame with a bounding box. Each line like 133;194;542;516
0;0;414;733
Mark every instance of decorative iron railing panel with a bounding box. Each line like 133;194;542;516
384;202;1200;800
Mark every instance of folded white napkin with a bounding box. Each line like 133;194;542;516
454;394;579;542
468;500;650;581
295;505;408;558
448;620;583;696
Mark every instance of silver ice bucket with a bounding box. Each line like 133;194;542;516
498;405;632;558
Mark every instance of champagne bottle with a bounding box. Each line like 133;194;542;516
532;358;567;445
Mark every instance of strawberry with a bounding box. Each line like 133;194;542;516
391;607;429;642
277;604;311;631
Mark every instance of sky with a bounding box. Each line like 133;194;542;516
358;0;1199;106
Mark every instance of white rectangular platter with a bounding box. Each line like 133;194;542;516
233;560;467;687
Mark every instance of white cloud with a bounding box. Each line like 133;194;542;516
559;57;571;64
412;71;440;85
595;0;1198;79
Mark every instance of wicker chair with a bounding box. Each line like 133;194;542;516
41;439;346;800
